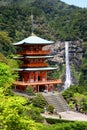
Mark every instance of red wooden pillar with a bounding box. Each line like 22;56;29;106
48;84;50;92
53;84;55;91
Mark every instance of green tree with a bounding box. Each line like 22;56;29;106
0;94;41;130
0;31;15;56
0;52;8;64
0;62;14;94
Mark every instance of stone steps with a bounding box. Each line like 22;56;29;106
42;92;70;112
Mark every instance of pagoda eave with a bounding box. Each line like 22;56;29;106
17;67;57;71
14;55;53;59
13;43;53;46
13;35;54;46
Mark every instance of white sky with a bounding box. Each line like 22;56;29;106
61;0;87;8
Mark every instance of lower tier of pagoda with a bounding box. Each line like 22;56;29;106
14;79;62;92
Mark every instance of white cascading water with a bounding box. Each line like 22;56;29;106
64;41;71;89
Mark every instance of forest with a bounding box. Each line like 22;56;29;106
0;0;87;129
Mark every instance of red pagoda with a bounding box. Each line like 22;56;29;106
13;33;62;92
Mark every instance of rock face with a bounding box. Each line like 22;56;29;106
44;41;65;65
44;40;83;84
69;41;83;70
45;40;83;66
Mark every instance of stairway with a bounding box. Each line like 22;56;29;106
42;92;70;112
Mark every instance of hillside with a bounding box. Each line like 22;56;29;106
0;0;87;41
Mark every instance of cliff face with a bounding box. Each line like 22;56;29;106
45;41;83;66
69;41;83;70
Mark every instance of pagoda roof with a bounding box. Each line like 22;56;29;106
13;34;54;46
17;67;57;71
14;55;53;59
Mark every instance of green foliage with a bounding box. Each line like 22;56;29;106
62;85;87;113
25;86;35;95
0;59;18;95
48;64;65;79
40;121;87;130
25;106;44;122
0;63;14;93
0;94;42;130
62;85;79;102
45;118;73;124
8;58;19;73
0;52;8;64
0;31;15;56
0;0;87;44
80;97;87;112
32;94;47;109
47;104;54;114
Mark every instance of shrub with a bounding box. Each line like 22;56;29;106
25;107;44;122
47;104;54;114
32;94;47;109
45;118;72;124
25;86;35;95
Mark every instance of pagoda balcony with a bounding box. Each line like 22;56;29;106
14;79;62;86
20;63;48;67
17;50;50;55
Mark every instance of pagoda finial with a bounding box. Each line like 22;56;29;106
31;13;34;34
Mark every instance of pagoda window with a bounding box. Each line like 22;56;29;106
35;59;38;62
38;46;42;51
36;47;38;51
29;47;31;51
39;59;42;62
30;59;34;63
25;61;28;64
34;46;38;51
29;47;33;51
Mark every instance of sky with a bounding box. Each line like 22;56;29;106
61;0;87;8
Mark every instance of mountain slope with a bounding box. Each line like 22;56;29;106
0;0;87;41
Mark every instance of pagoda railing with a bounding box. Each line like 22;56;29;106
17;50;50;55
20;63;48;67
14;79;62;85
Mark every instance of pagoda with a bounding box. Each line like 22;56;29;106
13;33;62;92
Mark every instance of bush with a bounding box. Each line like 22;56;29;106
42;121;87;130
25;86;35;95
47;104;54;114
45;118;72;124
32;94;47;109
62;85;79;102
25;107;44;122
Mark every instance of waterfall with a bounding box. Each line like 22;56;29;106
64;41;71;89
